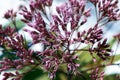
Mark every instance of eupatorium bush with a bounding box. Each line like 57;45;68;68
0;0;120;80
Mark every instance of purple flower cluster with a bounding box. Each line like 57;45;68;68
91;67;104;80
0;24;35;80
90;0;120;21
0;0;120;80
4;9;16;19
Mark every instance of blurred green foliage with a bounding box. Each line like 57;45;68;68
3;20;25;30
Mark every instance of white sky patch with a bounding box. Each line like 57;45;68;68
105;61;120;75
0;0;25;24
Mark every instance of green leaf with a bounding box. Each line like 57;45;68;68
108;38;116;49
4;20;25;30
22;69;45;80
104;74;118;80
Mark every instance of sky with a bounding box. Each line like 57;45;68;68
0;0;25;24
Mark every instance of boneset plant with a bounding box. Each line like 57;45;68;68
0;0;120;80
